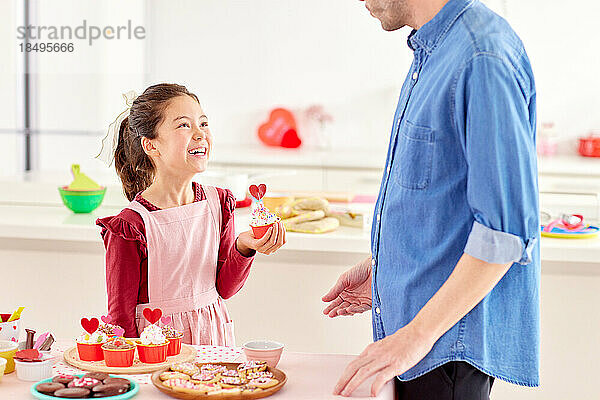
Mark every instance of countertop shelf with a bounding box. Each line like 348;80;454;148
1;203;598;264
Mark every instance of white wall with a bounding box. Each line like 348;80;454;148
2;0;599;174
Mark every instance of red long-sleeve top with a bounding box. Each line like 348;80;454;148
96;183;254;337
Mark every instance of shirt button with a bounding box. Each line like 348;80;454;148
371;259;375;267
376;214;380;222
387;165;391;174
375;307;381;314
412;72;418;80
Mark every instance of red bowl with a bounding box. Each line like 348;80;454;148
166;336;182;356
76;342;105;362
251;223;274;239
579;136;600;157
136;341;169;364
102;345;135;367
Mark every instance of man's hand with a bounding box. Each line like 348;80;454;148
322;256;372;317
333;324;435;397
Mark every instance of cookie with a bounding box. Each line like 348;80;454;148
237;360;267;374
52;374;76;385
103;377;130;388
242;385;264;394
171;362;199;376
199;363;227;374
162;378;196;389
91;383;129;397
246;370;274;380
220;369;241;378
160;371;190;381
36;382;65;395
83;372;109;382
219;376;248;388
53;387;91;398
247;377;279;389
220;387;242;395
190;371;219;384
68;377;100;389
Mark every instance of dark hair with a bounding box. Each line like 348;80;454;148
114;83;199;201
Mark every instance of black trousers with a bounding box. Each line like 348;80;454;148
395;362;494;400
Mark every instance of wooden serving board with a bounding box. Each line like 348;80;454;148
151;362;287;399
63;343;197;374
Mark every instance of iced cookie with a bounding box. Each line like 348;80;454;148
171;362;199;376
247;377;279;389
190;371;219;384
219;376;248;388
246;370;274;380
237;360;267;374
160;371;190;381
199;363;227;374
68;377;100;390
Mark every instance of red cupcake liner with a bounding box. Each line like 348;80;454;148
102;346;135;367
252;223;274;239
77;342;104;362
136;341;169;364
166;336;182;356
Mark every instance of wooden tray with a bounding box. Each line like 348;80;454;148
151;362;287;399
63;344;197;374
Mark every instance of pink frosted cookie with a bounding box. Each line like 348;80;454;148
248;377;279;389
190;371;218;384
237;360;267;374
68;377;100;389
162;378;197;389
220;376;248;387
199;363;227;374
220;369;241;378
246;370;274;380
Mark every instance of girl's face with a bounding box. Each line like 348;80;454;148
147;95;212;176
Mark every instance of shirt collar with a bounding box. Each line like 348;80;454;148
407;0;475;52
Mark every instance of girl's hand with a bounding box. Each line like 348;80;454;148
236;221;287;256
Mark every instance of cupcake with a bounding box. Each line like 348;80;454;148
136;325;169;363
249;202;279;239
98;322;123;337
162;325;183;356
102;338;135;367
76;331;107;362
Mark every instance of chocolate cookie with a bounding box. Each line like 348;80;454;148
83;372;109;382
53;387;91;398
36;382;65;395
52;374;75;385
68;377;100;389
103;377;130;388
91;383;129;397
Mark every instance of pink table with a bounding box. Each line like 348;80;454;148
0;345;395;399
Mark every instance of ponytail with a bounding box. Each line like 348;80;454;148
114;116;155;201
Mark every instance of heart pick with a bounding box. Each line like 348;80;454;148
249;184;267;201
143;308;162;325
113;327;125;337
100;315;112;324
161;316;172;325
81;317;99;334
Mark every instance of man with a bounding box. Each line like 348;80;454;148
322;0;539;399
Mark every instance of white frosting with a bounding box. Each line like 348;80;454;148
77;331;107;344
249;202;279;227
140;324;167;345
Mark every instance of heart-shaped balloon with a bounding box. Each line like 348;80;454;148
161;316;172;325
80;317;99;334
249;184;267;201
143;308;162;325
100;315;112;324
113;327;125;337
257;108;301;148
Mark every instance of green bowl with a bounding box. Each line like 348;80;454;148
58;186;106;213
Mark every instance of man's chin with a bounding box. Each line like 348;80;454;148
381;20;405;31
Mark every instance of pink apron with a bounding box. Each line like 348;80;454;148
127;185;235;346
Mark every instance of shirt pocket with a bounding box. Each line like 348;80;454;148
394;120;434;190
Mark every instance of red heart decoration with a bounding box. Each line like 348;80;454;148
281;129;302;148
249;184;267;201
15;349;40;361
257;108;301;148
100;315;112;324
81;318;99;334
143;308;162;325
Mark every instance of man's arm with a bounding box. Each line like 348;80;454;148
334;253;511;397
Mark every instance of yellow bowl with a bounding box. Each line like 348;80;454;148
0;340;18;374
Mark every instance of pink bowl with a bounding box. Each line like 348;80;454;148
242;340;284;368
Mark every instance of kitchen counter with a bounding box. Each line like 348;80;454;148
0;203;597;265
0;345;394;399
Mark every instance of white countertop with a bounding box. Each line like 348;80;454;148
0;203;598;265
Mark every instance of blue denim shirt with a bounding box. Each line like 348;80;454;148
371;0;540;386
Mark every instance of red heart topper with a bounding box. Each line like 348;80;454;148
80;317;99;334
249;184;267;201
143;308;162;325
257;108;302;149
14;349;41;362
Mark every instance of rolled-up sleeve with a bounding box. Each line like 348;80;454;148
454;52;539;265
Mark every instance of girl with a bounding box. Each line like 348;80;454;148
96;83;286;345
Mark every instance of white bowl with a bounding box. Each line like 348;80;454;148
242;340;284;368
14;354;53;381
